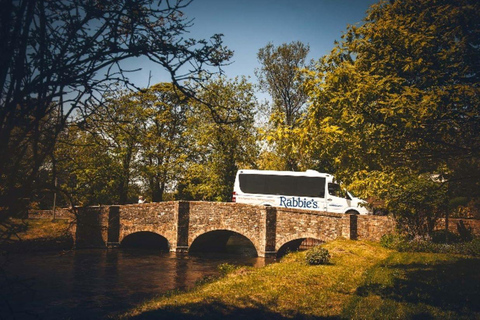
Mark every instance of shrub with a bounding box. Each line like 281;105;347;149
396;239;449;254
381;232;480;257
306;246;331;265
217;263;238;276
194;275;218;286
380;233;407;249
431;230;462;244
455;238;480;256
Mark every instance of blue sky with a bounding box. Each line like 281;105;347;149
130;0;379;89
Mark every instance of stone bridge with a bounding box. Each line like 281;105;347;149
74;201;395;257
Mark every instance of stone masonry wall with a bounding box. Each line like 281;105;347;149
187;202;265;254
70;201;480;253
74;206;110;248
117;202;178;249
356;215;396;241
274;208;349;251
435;218;480;237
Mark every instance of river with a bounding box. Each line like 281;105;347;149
0;248;275;319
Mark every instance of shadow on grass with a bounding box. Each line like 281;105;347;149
127;300;340;320
0;236;74;253
355;257;480;317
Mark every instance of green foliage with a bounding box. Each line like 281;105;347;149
389;174;446;236
217;263;239;276
194;275;219;287
348;171;449;237
380;233;480;257
1;0;232;219
133;83;190;202
258;111;316;171
55;83;188;205
54;123;123;206
430;230;465;244
256;41;312;171
256;41;311;127
303;0;480;237
177;76;259;202
305;246;331;265
458;238;480;257
380;233;407;249
53;76;259;206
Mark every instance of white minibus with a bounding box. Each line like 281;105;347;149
232;169;370;215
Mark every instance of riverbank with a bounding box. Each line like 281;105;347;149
0;218;74;253
120;239;480;319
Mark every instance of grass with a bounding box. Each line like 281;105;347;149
342;252;480;319
0;218;73;252
118;239;480;319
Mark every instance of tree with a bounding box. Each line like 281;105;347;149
88;88;147;204
255;41;312;170
0;0;232;218
178;76;258;201
256;41;311;126
54;122;121;206
304;0;480;236
136;83;190;202
52;83;191;205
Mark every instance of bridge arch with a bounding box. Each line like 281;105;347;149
189;229;259;256
120;231;170;251
276;235;326;257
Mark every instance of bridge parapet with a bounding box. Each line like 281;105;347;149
274;208;352;251
73;201;397;256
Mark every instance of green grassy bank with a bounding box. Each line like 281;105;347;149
119;240;480;320
0;218;74;253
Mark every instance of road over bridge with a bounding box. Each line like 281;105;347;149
74;201;395;257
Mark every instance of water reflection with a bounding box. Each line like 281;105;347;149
0;249;275;319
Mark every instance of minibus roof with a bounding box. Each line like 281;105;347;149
238;169;333;179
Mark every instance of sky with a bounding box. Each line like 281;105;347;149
129;0;379;90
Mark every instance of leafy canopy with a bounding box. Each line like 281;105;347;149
0;0;232;217
303;0;480;235
256;41;312;171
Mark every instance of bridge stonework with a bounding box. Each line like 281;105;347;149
73;201;396;257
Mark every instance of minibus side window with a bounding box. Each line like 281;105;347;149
239;174;265;194
239;174;325;198
328;183;345;198
297;177;325;198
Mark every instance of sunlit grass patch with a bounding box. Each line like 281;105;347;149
1;218;73;252
17;219;71;240
4;218;72;240
342;252;480;319
119;239;480;319
119;240;391;319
